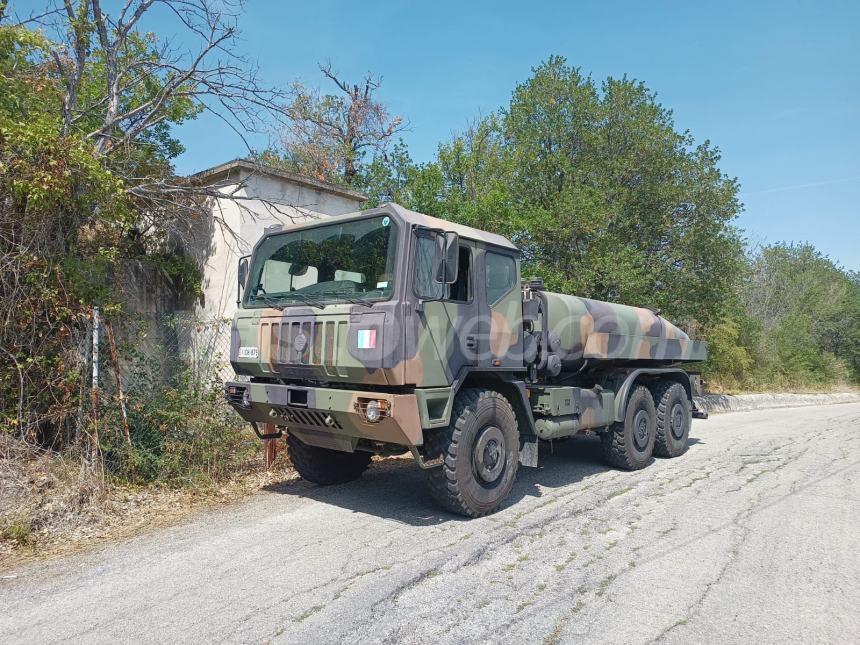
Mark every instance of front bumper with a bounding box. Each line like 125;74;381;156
224;381;423;450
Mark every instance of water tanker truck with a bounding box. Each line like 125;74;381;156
225;203;708;517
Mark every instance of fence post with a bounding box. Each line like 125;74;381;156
106;320;135;479
90;305;100;461
263;423;278;468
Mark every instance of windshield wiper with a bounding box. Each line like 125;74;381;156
252;294;285;310
313;291;376;307
252;290;327;310
286;292;327;309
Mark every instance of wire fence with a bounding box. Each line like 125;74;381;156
3;306;241;463
65;307;262;483
154;313;235;384
96;311;237;399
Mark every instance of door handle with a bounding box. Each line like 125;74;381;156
465;335;477;349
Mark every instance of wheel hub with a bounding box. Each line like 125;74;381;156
632;409;651;450
670;403;685;439
474;425;506;483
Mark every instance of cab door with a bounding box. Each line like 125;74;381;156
409;231;478;387
478;249;523;369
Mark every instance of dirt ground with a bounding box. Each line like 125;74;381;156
0;437;297;570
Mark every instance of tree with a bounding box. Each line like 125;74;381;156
415;56;745;328
259;63;405;193
744;243;860;383
29;0;284;154
0;0;295;444
0;0;312;252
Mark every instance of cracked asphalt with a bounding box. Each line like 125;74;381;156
2;403;859;644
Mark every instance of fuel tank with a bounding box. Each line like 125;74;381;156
541;292;707;367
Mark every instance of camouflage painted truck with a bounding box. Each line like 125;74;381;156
224;203;708;517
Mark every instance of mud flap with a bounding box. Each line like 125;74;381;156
519;433;538;467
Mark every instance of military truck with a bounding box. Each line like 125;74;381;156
224;203;708;517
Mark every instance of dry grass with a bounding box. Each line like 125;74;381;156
704;379;860;396
0;435;297;570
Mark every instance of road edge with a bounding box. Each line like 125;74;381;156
694;391;860;415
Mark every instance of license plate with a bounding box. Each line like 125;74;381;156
238;346;259;358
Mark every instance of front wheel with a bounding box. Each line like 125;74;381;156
287;434;372;485
425;389;520;517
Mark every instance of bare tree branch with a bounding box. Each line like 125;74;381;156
268;62;407;184
24;0;289;159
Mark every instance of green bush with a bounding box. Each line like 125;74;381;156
100;346;257;486
702;318;755;389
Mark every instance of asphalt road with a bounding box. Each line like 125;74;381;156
2;403;859;644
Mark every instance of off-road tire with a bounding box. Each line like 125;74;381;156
287;434;372;485
425;389;519;517
650;381;691;458
601;385;656;470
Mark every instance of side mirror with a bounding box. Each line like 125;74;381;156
237;256;250;305
433;231;459;284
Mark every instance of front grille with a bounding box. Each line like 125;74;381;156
272;320;349;366
271;405;343;430
267;319;349;367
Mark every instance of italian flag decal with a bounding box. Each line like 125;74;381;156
357;329;377;349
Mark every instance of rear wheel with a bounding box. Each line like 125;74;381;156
425;388;519;517
601;385;656;470
651;381;691;457
287;434;372;485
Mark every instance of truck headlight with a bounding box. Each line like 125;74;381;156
242;388;251;408
365;400;382;423
355;398;389;423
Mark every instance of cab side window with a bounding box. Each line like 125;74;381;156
413;236;472;302
413;235;446;300
448;246;472;302
485;252;516;304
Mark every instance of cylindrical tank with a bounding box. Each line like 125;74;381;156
541;292;699;367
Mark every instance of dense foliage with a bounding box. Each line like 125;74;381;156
0;3;260;484
726;244;859;388
1;18;126;445
397;58;745;329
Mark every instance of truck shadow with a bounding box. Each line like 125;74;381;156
262;434;702;526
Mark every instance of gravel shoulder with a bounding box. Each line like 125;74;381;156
1;403;859;644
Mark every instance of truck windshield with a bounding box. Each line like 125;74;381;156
244;215;398;308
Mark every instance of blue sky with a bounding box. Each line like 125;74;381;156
17;0;860;269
